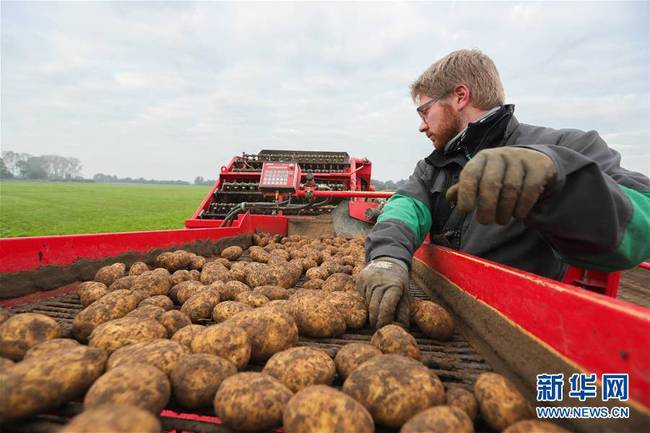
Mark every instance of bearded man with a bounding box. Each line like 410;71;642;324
357;49;650;329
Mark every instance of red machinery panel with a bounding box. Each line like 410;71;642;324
259;162;299;193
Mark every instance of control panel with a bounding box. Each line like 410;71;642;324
259;162;300;193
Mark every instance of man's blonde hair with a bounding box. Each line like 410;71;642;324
410;49;505;110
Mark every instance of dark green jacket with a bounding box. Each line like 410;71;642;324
366;105;650;279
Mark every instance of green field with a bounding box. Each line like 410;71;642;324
0;181;211;238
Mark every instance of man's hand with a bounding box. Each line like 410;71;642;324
356;257;410;329
446;147;557;225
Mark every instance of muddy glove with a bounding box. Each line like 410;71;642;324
356;257;410;329
446;147;558;225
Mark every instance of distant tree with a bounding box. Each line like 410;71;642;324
194;176;204;185
0;158;13;178
1;151;30;176
16;156;48;179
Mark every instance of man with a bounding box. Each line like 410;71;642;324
358;49;650;329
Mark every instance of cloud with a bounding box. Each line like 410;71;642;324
1;1;648;182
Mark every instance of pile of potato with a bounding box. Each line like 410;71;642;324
0;233;571;433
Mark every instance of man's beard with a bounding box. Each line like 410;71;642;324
431;103;463;151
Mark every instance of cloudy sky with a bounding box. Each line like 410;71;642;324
2;1;648;181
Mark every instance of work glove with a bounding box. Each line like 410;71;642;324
356;257;410;329
446;147;558;225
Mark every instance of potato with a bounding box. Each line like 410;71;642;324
156;250;192;272
23;338;80;359
200;261;231;284
371;324;421;360
253;233;270;246
126;305;166;321
88;317;167;353
250;246;271;263
0;357;14;370
227;308;298;362
216;280;250;301
400;405;474;433
268;255;288;266
412;299;455;341
212;301;253;322
302;279;323;290
263;347;336;393
0;313;61;361
322;273;355;292
171;353;237;409
235;291;270;307
474;372;533;431
171;324;205;349
139;295;174;310
326;291;367;329
283;385;374;433
0;345;107;422
159;310;191;336
129;261;150;276
107;339;188;375
228;264;248;282
181;288;221;322
244;262;274;287
503;420;571;433
306;266;329;280
94;263;126;286
189;254;206;270
213;257;232;269
72;290;140;342
130;269;172;296
214;372;292;431
446;384;478;419
191;322;251;370
174;280;206;304
60;403;161;433
84;363;170;414
334;342;382;380
342;354;445;428
288;294;346;338
253;285;290;300
108;275;137;291
221;245;243;260
77;281;109;306
171;269;194;285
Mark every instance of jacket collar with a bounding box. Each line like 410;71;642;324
425;104;516;168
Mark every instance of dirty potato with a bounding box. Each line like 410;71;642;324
171;270;194;285
212;301;253;323
503;420;571;433
189;254;207;270
94;263;126;286
0;313;61;361
156;250;192;272
130;269;172;297
129;261;150;276
72;290;140;342
126;305;166;321
446;384;478;420
171;353;237;409
249;246;271;263
227;308;298;362
191;322;251;370
159;310;192;337
200;261;231;284
180;288;221;322
322;273;355;292
217;280;250;301
0;357;14;370
269;262;302;288
400;405;474;433
23;338;80;359
214;372;292;432
221;245;243;260
283;385;374;433
174;280;206;304
302;279;324;290
228;262;248;282
108;275;136;291
474;372;533;431
139;295;174;311
107;339;188;375
77;281;109;307
371;324;421;361
263;347;336;393
412;299;455;341
88;317;167;353
288;294;346;338
326;291;367;329
0;345;107;422
305;266;329;281
84;363;170;414
171;324;205;349
235;291;270;308
334;342;382;380
244;262;274;287
253;285;290;300
342;354;445;428
60;404;161;433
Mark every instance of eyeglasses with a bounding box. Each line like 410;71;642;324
416;98;437;121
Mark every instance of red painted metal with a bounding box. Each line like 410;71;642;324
640;261;650;271
348;201;380;223
562;267;620;298
293;190;393;199
414;243;650;409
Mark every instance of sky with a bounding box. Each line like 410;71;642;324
1;1;649;181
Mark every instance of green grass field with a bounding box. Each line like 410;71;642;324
0;181;211;238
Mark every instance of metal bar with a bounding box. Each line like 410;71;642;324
294;190;394;199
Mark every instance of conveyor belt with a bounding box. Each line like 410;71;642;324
6;280;495;433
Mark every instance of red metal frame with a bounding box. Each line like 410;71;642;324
414;245;650;409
